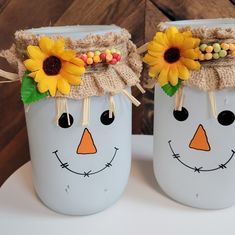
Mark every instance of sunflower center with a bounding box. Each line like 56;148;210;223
164;47;180;63
43;56;62;75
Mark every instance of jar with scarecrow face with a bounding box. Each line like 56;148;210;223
143;19;235;209
0;25;143;215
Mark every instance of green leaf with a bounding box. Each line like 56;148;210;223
161;79;182;97
21;70;49;104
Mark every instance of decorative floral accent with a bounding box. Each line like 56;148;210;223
77;48;121;66
21;70;49;104
197;42;235;61
143;26;201;96
23;36;86;97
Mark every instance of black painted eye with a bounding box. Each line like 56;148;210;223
173;107;189;121
100;110;115;125
58;113;74;128
217;110;235;126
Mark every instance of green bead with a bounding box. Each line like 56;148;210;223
94;50;101;56
213;43;221;53
200;44;207;52
213;53;220;59
111;48;117;53
219;50;227;58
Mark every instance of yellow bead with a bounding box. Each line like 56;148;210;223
199;53;205;61
104;49;111;55
229;43;235;51
221;43;229;51
87;52;94;58
93;55;100;63
205;46;213;53
86;57;93;64
205;53;212;60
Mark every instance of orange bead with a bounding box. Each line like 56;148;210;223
93;55;100;63
205;46;213;53
229;43;235;51
205;53;212;60
86;57;93;64
221;43;229;51
199;53;205;61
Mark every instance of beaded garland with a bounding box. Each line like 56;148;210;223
77;48;122;66
143;26;235;97
197;42;235;61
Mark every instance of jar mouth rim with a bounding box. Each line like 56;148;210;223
25;25;122;40
162;18;235;29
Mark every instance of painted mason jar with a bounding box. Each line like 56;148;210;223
143;19;235;209
1;25;143;215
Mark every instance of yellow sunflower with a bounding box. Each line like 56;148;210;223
143;26;200;87
24;36;86;96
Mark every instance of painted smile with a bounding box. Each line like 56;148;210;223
168;140;235;173
52;147;119;177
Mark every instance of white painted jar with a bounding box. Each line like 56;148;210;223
5;25;142;215
153;19;235;209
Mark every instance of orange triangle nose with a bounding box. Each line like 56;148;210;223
189;124;211;151
77;128;97;155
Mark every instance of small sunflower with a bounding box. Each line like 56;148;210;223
23;36;86;96
143;26;201;88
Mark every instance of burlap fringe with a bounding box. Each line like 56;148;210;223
1;29;143;101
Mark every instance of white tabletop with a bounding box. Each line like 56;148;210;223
1;135;235;235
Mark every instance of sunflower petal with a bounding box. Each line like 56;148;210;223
28;71;37;78
181;58;200;70
182;38;196;50
59;49;76;61
57;78;70;95
27;45;46;61
194;38;200;47
24;59;41;72
173;33;184;47
34;69;47;82
60;70;82;85
62;62;86;76
52;38;65;55
37;80;48;93
39;36;54;55
147;41;165;53
182;49;198;60
148;50;163;57
158;66;169;87
143;54;159;66
177;63;189;80
153;32;169;47
47;76;58;97
168;65;179;86
70;57;85;67
182;31;192;38
166;26;178;44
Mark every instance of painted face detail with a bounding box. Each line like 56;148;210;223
169;107;235;173
77;128;97;155
189;124;211;151
53;110;119;177
52;147;119;177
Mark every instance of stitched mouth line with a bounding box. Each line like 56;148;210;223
168;140;235;173
52;147;119;177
